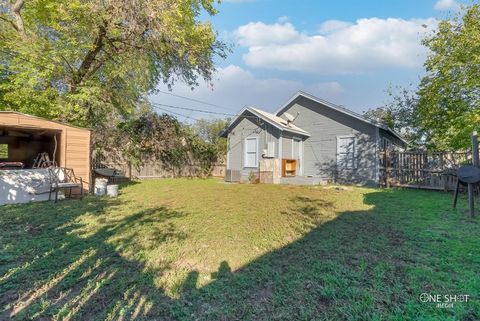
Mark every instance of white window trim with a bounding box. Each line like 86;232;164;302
243;136;259;168
292;137;303;175
279;136;283;159
375;127;380;182
226;136;230;170
336;135;356;170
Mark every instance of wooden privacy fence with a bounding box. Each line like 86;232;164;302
379;150;472;191
93;154;226;180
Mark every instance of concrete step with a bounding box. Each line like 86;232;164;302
280;176;325;185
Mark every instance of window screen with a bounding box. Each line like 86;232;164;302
244;137;258;168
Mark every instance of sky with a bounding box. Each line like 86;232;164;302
150;0;467;121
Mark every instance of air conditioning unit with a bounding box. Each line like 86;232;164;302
266;141;275;158
225;169;241;182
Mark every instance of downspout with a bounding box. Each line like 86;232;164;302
279;131;283;179
375;127;380;185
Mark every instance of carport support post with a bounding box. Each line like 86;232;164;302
468;131;479;217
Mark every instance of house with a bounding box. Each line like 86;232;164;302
0;111;91;205
220;91;406;185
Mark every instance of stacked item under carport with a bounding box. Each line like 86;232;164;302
0;168;61;205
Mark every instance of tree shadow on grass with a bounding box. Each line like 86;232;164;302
0;198;187;321
172;189;479;321
1;189;479;320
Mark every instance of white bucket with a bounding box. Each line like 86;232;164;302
94;178;108;196
106;184;119;198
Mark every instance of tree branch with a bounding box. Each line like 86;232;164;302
10;0;26;37
71;23;107;91
0;14;19;32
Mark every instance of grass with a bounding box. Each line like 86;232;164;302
0;178;479;321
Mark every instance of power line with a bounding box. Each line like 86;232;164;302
151;101;236;117
150;101;264;122
152;105;199;121
156;89;238;112
152;102;266;129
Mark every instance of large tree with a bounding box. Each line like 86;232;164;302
364;87;421;147
193;118;229;157
0;0;227;127
416;3;480;149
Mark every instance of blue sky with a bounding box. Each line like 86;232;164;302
151;0;467;120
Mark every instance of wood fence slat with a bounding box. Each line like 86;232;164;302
379;150;472;191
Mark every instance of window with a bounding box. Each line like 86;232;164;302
381;137;392;150
244;137;258;168
0;144;7;159
337;136;355;169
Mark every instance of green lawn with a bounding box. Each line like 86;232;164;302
0;179;479;321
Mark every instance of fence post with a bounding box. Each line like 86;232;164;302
468;131;479;217
385;149;390;188
127;161;132;179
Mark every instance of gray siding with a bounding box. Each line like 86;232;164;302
281;134;293;159
278;96;378;185
227;112;280;181
379;128;405;150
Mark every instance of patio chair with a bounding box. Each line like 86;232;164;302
48;167;84;202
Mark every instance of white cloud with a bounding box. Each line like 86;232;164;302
234;22;304;46
434;0;460;10
151;65;345;119
235;18;437;75
319;20;352;34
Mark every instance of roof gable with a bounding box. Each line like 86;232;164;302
220;107;310;137
275;91;406;144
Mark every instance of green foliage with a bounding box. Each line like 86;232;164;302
248;170;257;183
0;144;8;158
95;113;224;177
0;0;227;128
118;112;182;162
417;4;480;149
192;118;229;158
367;87;422;147
193;118;229;144
363;106;396;129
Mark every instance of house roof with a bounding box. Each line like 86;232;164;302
275;91;407;144
220;106;310;137
0;111;91;131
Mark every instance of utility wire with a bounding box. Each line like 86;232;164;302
150;101;236;117
156;89;238;112
150;101;264;122
152;105;199;121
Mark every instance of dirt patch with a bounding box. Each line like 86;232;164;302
252;284;274;304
